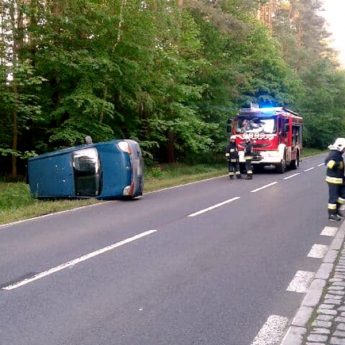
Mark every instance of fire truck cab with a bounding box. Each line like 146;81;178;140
227;105;303;173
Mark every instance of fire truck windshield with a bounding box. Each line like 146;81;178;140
236;117;276;134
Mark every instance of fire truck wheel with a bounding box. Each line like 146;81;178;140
290;152;300;170
253;165;263;173
276;157;286;173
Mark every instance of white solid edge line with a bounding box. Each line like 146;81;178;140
251;182;278;193
1;176;227;229
146;175;226;194
0;202;111;230
188;197;240;217
283;173;300;180
304;167;315;172
251;315;289;345
2;229;157;291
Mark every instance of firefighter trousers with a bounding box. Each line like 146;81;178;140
327;182;345;215
228;159;241;178
245;157;253;178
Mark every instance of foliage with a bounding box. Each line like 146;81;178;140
1;0;345;177
301;61;345;148
271;0;345;148
0;182;35;210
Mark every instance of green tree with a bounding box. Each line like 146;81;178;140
300;60;345;148
0;0;44;177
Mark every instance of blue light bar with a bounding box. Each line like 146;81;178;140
259;107;282;113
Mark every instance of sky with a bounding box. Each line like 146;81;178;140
321;0;345;66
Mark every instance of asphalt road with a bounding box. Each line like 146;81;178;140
0;154;334;345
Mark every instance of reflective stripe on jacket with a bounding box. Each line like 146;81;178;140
325;150;345;184
225;142;239;160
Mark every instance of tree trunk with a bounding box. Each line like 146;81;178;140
167;130;176;163
99;86;107;123
9;0;26;177
112;0;127;51
257;0;277;28
11;93;18;178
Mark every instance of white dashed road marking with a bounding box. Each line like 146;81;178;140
286;270;315;293
304;167;315;172
318;163;324;167
251;315;289;345
283;173;300;180
2;229;157;290
321;226;338;237
187;197;240;217
251;182;278;193
307;244;328;259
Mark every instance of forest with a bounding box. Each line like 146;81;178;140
1;0;345;178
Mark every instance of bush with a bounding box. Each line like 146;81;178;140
0;182;35;210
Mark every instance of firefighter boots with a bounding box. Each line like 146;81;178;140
329;214;343;222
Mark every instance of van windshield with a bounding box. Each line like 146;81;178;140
236;117;276;134
73;148;101;196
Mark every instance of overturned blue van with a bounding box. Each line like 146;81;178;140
27;139;143;199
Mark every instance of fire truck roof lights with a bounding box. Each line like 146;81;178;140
239;106;283;112
239;107;282;117
238;106;300;117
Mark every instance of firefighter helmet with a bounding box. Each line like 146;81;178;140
333;138;345;152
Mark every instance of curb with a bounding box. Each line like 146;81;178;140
280;222;345;345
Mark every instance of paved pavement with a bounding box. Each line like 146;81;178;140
281;220;345;345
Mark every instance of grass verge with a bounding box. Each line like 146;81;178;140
0;182;98;225
0;163;226;225
0;148;326;225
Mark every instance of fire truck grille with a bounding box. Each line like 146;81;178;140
253;143;270;148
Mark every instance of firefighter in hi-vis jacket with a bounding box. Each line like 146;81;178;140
244;135;254;180
325;138;345;221
225;135;241;179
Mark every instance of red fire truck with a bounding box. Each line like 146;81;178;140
227;105;303;173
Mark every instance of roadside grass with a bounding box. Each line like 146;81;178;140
0;163;226;225
144;163;226;192
0;182;98;225
0;148;326;225
302;147;326;157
